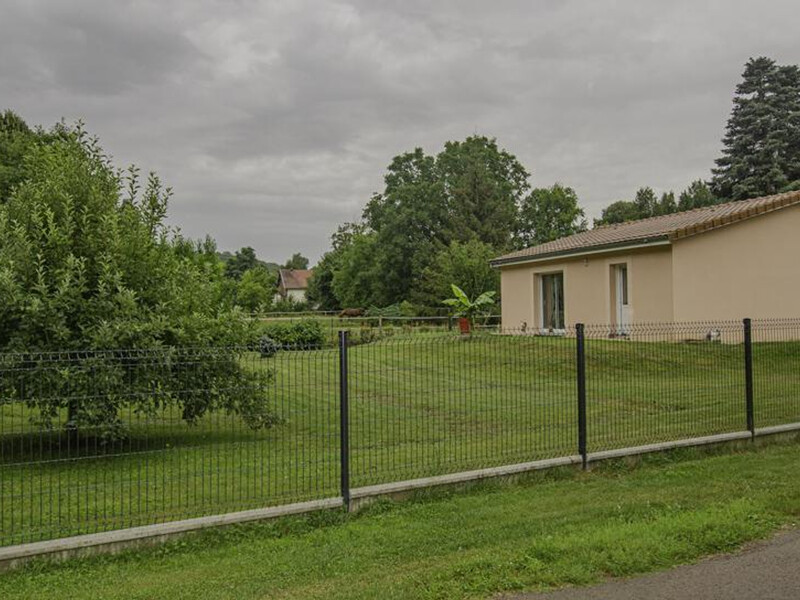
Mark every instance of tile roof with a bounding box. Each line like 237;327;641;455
278;269;313;290
492;191;800;266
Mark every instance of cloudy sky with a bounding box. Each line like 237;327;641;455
2;1;798;262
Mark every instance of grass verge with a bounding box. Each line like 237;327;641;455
1;437;798;599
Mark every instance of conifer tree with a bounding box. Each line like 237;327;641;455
712;57;800;199
633;187;658;218
656;191;676;215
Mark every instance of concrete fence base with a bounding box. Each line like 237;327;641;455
0;498;343;573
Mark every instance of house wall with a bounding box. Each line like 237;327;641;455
499;245;673;330
287;288;307;302
274;288;307;303
672;204;800;322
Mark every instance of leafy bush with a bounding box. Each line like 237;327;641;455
272;296;312;313
236;266;275;312
259;319;326;350
346;326;397;346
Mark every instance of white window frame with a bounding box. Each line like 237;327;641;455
612;262;631;336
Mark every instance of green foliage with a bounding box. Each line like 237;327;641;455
414;239;499;309
516;183;586;247
0;110;64;204
595;199;641;226
0;120;275;437
656;191;677;215
236;266;275;313
442;284;496;321
597;186;684;225
306;251;338;310
364;304;402;317
307;223;365;311
331;231;382;308
259;319;325;349
283;252;309;270
360;136;530;305
224;247;259;280
712;57;800;200
436;136;530;250
399;300;416;317
634;186;658;218
272;296;311;312
597;180;722;226
678;180;718;211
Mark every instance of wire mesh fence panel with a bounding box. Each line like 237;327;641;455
348;331;577;487
584;322;747;451
751;319;800;428
4;318;800;550
0;345;339;547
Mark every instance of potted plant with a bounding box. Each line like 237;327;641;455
443;284;496;335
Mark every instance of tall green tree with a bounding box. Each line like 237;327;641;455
712;57;800;199
516;183;586;247
362;148;450;306
596;187;677;225
306;223;365;311
678;180;718;211
236;266;275;312
224;247;259;280
436;136;530;249
595;200;640;226
331;232;382;308
305;252;338;310
634;186;658;218
656;191;677;216
362;136;529;305
283;252;309;270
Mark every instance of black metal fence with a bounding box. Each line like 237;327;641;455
2;318;799;548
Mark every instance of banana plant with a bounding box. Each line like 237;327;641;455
442;284;496;327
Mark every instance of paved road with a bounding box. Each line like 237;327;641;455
506;529;800;600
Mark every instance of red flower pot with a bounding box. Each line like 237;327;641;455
458;317;471;334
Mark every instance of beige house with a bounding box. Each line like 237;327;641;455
491;191;800;333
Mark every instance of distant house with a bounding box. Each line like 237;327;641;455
275;269;313;303
491;192;800;333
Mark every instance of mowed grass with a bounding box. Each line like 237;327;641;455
2;333;800;546
1;439;799;600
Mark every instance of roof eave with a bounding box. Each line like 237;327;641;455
490;237;671;268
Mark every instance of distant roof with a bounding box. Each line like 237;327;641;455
492;191;800;266
278;269;313;290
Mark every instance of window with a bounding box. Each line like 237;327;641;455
540;272;564;331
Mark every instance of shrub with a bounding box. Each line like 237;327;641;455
273;297;311;313
259;319;326;350
365;304;402;318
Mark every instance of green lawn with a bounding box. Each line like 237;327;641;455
2;332;799;546
1;440;799;599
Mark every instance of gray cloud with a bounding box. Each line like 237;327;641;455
1;0;798;262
